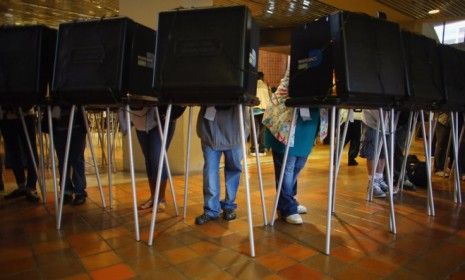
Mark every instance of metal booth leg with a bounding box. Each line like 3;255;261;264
148;105;172;246
270;108;297;226
325;106;337;255
57;105;75;229
47;106;59;219
18;108;42;196
106;107;113;208
183;107;193;219
125;105;140;241
82;107;106;208
250;106;268;226
154;107;179;216
333;109;350;212
237;104;256;257
420;110;435;216
37;106;47;203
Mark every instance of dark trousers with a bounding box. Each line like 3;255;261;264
136;121;175;184
343;120;361;162
0;116;38;190
434;123;450;172
54;127;87;196
250;114;265;152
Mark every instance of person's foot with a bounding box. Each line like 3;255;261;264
285;214;303;225
195;213;218;225
434;170;449;177
72;195;86;205
462;175;465;181
25;189;40;203
297;205;307;214
138;198;153;210
403;179;416;191
222;209;236;221
348;159;358;166
158;200;166;211
4;188;26;199
63;193;73;205
371;185;386;198
375;178;389;193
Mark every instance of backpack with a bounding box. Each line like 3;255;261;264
406;155;428;187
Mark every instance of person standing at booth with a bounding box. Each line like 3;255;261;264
250;72;271;156
194;106;249;225
51;106;87;205
120;106;184;211
0;107;39;203
263;69;320;225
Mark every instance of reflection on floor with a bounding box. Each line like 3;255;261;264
1;142;465;280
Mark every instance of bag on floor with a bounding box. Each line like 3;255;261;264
407;156;427;187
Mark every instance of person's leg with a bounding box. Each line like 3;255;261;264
157;121;176;202
348;120;361;165
23;116;38;200
136;129;155;208
255;114;265;153
53;129;74;203
221;146;243;220
272;151;299;217
70;129;87;205
433;123;449;173
196;145;222;224
360;123;386;197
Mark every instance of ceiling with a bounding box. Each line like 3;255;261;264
1;0;464;29
0;0;118;27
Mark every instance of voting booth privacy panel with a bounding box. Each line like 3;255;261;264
440;44;465;110
402;31;446;109
288;11;406;108
52;17;156;105
153;6;260;105
0;25;56;105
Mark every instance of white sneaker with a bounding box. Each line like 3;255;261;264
372;185;386;198
375;178;389;192
297;205;307;214
285;214;303;225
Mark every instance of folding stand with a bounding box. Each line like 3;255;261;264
419;110;436;215
37;107;47;203
18;108;44;200
150;104;266;257
396;111;417;191
449;112;463;204
106;108;113;208
270;107;398;255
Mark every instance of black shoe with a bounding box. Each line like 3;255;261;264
72;195;86;205
4;188;27;199
348;159;358;166
222;209;237;221
195;213;218;225
63;194;73;205
25;189;40;203
0;182;4;192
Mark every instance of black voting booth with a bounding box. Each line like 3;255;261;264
0;25;56;105
440;44;465;111
152;6;262;256
52;17;156;105
402;31;445;109
153;5;259;105
51;17;160;237
287;11;406;108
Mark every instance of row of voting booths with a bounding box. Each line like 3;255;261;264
0;6;464;257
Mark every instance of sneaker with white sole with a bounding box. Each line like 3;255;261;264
285;214;303;225
297;205;307;214
375;178;389;193
372;185;386;198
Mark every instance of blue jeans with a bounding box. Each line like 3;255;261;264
136;121;175;184
202;145;243;218
272;151;308;217
54;127;87;196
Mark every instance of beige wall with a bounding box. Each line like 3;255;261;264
119;0;212;174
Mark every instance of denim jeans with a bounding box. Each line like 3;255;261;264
202;145;243;218
0;116;38;190
54;127;87;196
272;151;308;217
136;121;175;184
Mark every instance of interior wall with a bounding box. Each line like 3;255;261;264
258;50;288;89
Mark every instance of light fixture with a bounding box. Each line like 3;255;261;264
428;9;440;14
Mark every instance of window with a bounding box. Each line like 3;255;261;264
434;20;465;44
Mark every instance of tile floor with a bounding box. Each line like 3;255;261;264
1;141;465;279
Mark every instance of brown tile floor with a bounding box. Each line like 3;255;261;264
1;141;465;279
